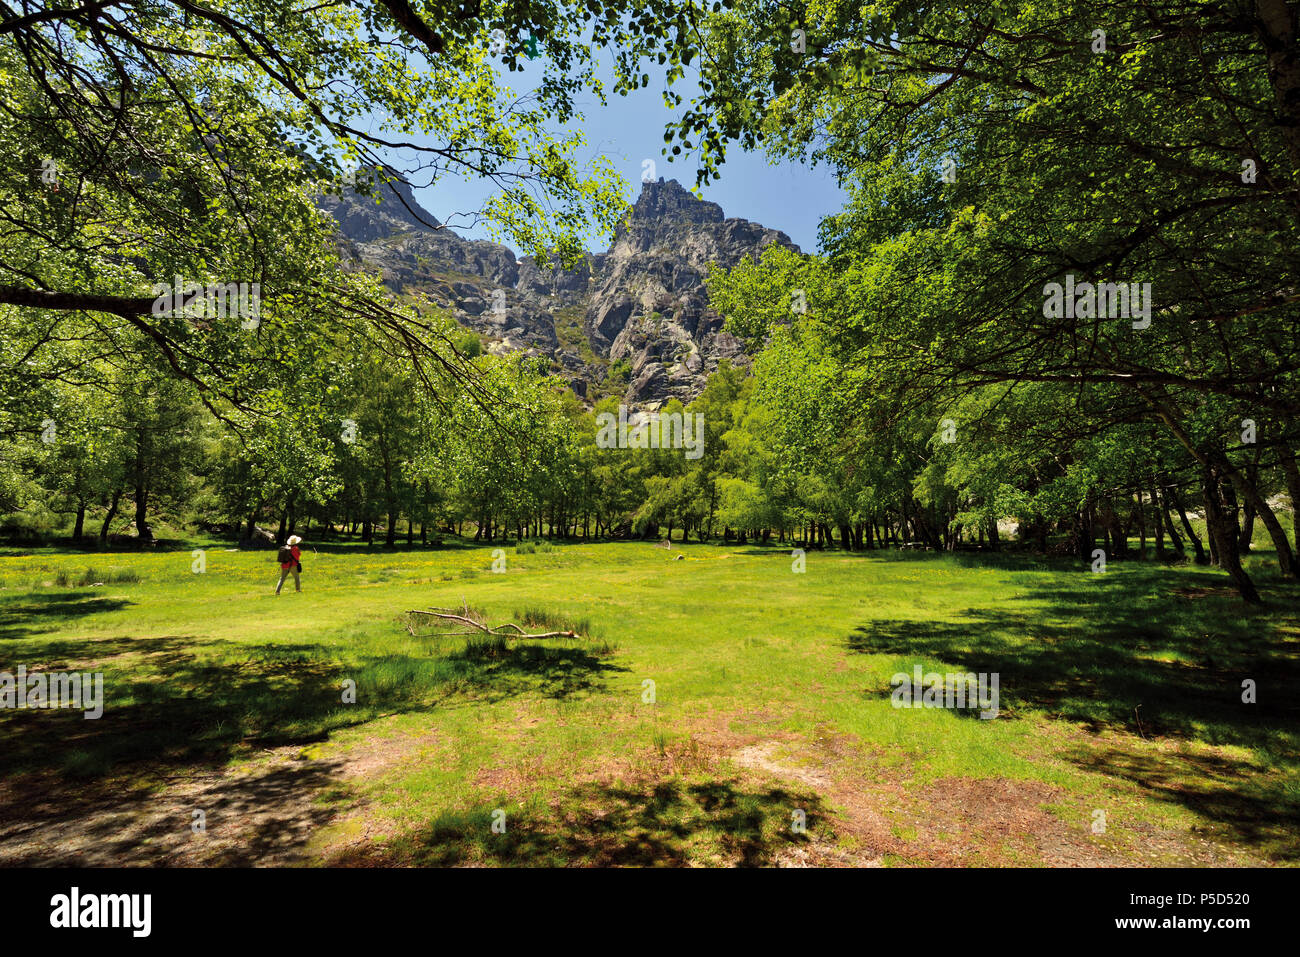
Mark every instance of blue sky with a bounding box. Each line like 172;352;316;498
381;49;846;255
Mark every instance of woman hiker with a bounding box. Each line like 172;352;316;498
275;535;303;595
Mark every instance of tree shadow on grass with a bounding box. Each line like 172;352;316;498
847;562;1300;861
0;632;198;673
333;777;830;867
0;591;134;640
0;622;625;865
0;755;349;866
0;631;621;786
1056;742;1300;863
0;641;363;779
429;639;628;704
851;566;1299;741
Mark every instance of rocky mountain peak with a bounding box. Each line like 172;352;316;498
327;174;798;408
319;166;442;241
627;178;724;227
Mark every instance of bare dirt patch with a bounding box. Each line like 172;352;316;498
0;722;445;867
909;776;1114;866
711;727;1272;867
0;753;346;866
1171;586;1241;601
2;709;1274;867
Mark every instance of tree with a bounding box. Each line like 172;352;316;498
1;0;718;422
33;384;126;541
693;0;1300;600
115;371;202;540
350;355;422;546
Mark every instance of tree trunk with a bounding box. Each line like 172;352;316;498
1280;444;1300;554
1156;486;1183;554
134;485;151;540
1203;469;1261;603
1168;486;1206;563
1100;502;1126;560
1136;491;1147;559
100;489;121;541
1238;496;1256;553
1150;487;1165;557
1077;498;1094;561
1221;452;1295;577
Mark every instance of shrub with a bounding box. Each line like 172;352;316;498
0;510;54;544
56;566;143;587
513;605;602;640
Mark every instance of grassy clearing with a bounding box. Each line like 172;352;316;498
0;539;1295;866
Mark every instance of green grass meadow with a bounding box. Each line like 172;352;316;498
1;539;1296;866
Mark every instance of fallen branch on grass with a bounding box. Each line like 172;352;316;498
403;599;579;639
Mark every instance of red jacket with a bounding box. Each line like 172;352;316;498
281;545;301;570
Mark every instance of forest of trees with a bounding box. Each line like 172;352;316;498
5;335;1297;605
2;1;1298;605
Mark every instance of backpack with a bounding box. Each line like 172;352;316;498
277;545;293;564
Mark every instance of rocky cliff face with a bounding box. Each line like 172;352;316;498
324;174;797;407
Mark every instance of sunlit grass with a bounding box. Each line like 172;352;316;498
0;538;1295;865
